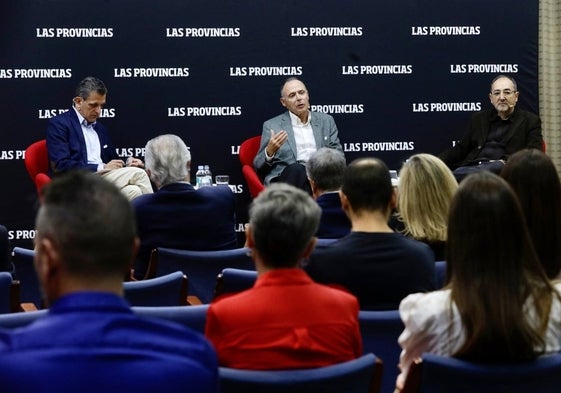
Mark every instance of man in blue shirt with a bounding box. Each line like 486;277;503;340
0;171;218;393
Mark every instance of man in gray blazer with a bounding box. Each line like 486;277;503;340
254;77;343;192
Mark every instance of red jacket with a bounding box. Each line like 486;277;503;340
205;268;362;369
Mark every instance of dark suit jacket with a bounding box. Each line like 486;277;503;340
439;107;543;169
46;107;119;174
254;111;342;184
315;192;351;239
132;182;238;279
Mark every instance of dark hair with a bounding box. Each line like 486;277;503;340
447;171;556;362
75;76;107;100
36;171;136;280
501;149;561;279
490;74;517;91
249;183;320;268
341;157;393;213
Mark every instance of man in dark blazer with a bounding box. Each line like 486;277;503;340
132;134;237;280
306;147;350;239
439;74;543;182
254;77;342;192
47;76;153;200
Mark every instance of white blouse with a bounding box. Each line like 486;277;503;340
396;283;561;389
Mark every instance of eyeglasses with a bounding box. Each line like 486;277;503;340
491;89;517;97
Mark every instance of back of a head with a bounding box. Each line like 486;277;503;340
250;183;320;268
306;148;346;191
36;171;136;280
145;134;191;187
447;171;551;362
501;149;561;279
341;157;392;213
397;153;458;241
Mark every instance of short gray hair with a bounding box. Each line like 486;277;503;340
144;134;191;187
250;183;321;268
306;148;346;191
75;76;107;100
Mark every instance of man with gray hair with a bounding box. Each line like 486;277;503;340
206;183;362;370
131;134;237;280
306;147;350;238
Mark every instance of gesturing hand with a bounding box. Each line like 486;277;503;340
266;129;288;157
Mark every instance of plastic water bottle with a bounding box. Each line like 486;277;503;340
201;165;212;187
195;165;205;188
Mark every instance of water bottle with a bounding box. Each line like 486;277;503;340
201;165;212;187
195;165;205;188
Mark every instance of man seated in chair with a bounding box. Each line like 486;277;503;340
205;183;362;369
47;76;153;200
0;171;218;392
132;134;237;280
306;147;351;239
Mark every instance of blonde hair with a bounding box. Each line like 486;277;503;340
397;153;458;241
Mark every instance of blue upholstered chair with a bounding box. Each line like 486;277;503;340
434;261;447;289
11;247;43;309
359;310;404;393
147;247;255;303
0;272;16;314
0;309;47;328
219;353;382;393
123;271;188;306
132;304;209;334
214;268;257;299
401;352;561;393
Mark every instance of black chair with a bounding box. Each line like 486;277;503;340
359;310;404;393
401;352;561;393
214;268;257;299
123;271;188;306
147;247;255;303
219;353;383;393
132;304;209;333
11;247;43;309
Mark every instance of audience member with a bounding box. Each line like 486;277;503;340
132;134;237;280
439;74;543;182
306;147;351;238
0;225;12;272
396;171;561;391
501;148;561;279
305;157;435;310
47;76;153;200
396;153;458;260
0;171;218;392
254;77;342;193
205;183;362;370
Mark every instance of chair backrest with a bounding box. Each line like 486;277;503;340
24;139;51;194
239;136;261;166
434;261;447;289
149;247;255;303
219;353;383;393
359;310;404;393
11;247;43;309
132;304;209;334
214;268;257;299
0;272;15;314
123;271;188;306
0;309;48;328
239;136;265;198
402;353;561;393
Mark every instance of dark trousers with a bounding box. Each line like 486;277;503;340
453;160;505;182
271;163;312;195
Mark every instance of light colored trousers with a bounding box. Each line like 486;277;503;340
99;167;153;200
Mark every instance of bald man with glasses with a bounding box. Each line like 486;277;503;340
439;74;543;182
